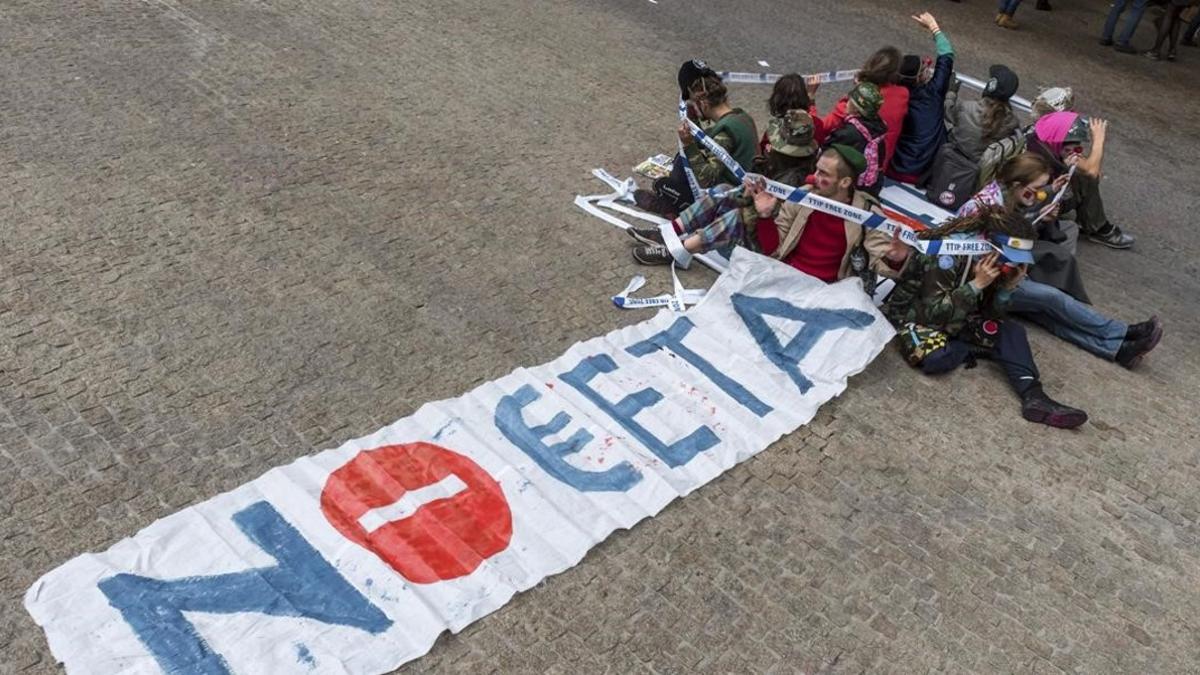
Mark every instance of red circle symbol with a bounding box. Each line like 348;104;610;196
320;442;512;584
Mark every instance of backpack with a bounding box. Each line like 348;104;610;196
846;117;884;188
925;143;979;211
976;127;1028;190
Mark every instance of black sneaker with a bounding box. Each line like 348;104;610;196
631;244;675;266
626;225;665;245
1036;0;1052;10
1116;318;1164;369
1100;38;1114;46
1088;224;1135;249
633;189;678;219
1114;43;1138;54
1020;386;1088;429
1183;38;1198;47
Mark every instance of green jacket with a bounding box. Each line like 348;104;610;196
684;108;758;187
882;251;1014;359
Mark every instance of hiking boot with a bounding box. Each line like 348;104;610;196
1114;43;1139;54
1116;317;1164;369
633;189;678;219
1020;386;1088;429
1036;0;1052;10
1087;224;1135;249
631;244;675;266
997;14;1020;29
626;224;665;245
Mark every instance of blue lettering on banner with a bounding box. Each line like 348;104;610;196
731;293;875;394
626;317;774;417
98;501;392;675
559;355;719;467
494;384;642;492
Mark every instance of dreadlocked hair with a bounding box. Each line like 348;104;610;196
917;206;1036;241
688;75;728;107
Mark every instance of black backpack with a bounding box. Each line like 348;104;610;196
925;144;979;212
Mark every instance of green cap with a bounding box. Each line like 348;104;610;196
766;109;816;158
848;82;883;118
828;143;867;177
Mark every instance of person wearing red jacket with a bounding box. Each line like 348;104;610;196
807;46;910;174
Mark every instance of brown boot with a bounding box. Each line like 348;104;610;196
998;14;1020;29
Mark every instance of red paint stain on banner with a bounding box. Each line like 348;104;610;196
320;442;512;584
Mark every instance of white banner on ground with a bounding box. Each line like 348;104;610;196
26;248;894;675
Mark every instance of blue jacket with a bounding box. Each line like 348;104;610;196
889;32;955;180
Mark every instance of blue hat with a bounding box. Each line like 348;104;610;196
990;233;1035;264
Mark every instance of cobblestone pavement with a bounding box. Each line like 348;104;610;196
3;0;1200;672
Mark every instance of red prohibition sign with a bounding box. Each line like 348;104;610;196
320;442;512;584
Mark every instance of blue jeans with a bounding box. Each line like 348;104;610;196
1009;279;1126;359
1101;0;1149;45
998;0;1024;15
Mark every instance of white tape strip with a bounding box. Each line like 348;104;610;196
1033;165;1076;225
717;69;859;86
611;273;706;311
659;221;693;269
573;176;731;276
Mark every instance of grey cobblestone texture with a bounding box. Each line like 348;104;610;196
2;0;1199;672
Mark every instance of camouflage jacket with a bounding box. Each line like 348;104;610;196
683;108;758;188
882;251;1013;358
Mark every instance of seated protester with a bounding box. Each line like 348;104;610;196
1025;112;1134;249
956;153;1163;367
823;83;888;198
961;152;1087;301
926;64;1020;209
976;85;1071;187
809;46;910;172
628;145;904;285
1029;86;1073;121
888;12;957;184
754;74;818;185
635;61;756;218
882;208;1089;429
945;64;1020;162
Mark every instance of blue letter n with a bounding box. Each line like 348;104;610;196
98;501;392;675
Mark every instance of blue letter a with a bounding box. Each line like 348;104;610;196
731;293;875;394
99;501;392;675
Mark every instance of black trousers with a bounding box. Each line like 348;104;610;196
920;321;1041;397
652;155;699;212
1064;171;1111;236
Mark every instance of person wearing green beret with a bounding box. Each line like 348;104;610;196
629;145;908;289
